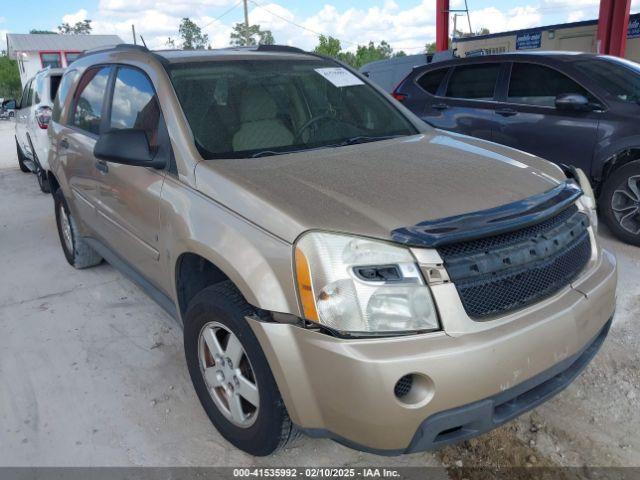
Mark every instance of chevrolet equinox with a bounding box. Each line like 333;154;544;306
47;44;617;456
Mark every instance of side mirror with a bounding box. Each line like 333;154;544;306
555;93;592;112
94;129;165;169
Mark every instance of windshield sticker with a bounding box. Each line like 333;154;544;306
315;68;364;87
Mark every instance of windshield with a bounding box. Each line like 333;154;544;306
167;59;418;159
574;57;640;104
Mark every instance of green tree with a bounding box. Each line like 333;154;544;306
178;18;210;50
425;41;437;54
229;23;274;46
30;29;57;34
0;55;22;100
58;19;92;34
314;35;342;57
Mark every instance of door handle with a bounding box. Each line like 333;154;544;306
432;103;449;110
95;160;109;174
60;138;69;149
495;108;518;117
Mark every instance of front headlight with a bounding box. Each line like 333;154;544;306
574;167;598;231
294;232;440;336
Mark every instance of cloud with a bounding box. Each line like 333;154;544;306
57;0;640;54
62;9;90;26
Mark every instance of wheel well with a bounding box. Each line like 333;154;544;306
47;172;60;196
175;253;231;316
601;148;640;192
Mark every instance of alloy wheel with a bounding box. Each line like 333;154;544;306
59;203;74;254
198;321;260;428
611;175;640;235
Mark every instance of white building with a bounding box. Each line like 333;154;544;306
6;34;124;87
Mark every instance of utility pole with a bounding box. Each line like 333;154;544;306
464;0;472;35
243;0;250;45
453;14;458;39
131;24;137;45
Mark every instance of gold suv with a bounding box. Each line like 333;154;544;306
47;44;617;456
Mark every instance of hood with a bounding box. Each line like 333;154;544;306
194;130;567;244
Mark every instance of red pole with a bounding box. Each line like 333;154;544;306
596;0;613;54
436;0;450;52
609;0;631;57
597;0;631;57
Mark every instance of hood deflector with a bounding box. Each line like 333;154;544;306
392;181;583;248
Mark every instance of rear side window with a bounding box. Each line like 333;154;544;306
109;67;160;147
417;68;448;95
446;63;500;100
71;67;111;135
508;63;593;107
52;70;79;123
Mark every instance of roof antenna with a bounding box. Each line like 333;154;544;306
140;35;147;48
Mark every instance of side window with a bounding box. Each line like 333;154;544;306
34;75;45;104
26;81;36;107
109;67;160;147
71;67;111;135
52;70;79;123
446;63;501;100
417;68;448;95
507;63;593;107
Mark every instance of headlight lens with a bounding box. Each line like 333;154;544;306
294;232;439;335
574;167;598;231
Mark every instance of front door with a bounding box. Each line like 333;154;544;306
62;66;112;233
422;62;505;142
93;65;166;287
15;80;33;157
492;61;600;173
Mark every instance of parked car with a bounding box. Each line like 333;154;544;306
0;98;16;119
15;67;63;192
47;44;616;456
392;52;640;246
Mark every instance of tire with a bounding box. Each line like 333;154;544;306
54;188;103;268
16;139;30;173
600;159;640;246
9;111;14;118
37;170;51;193
183;281;297;456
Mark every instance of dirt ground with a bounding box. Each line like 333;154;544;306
1;118;638;470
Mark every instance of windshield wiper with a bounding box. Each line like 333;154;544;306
250;135;404;158
338;134;404;146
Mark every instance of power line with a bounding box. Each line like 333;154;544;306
201;0;244;29
248;0;358;46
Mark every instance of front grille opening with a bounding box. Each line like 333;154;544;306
437;205;591;319
394;374;414;399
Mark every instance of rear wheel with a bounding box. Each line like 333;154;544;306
16;139;30;173
183;282;297;456
54;188;103;268
37;170;51;193
600;160;640;246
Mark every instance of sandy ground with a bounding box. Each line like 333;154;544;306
0;119;638;469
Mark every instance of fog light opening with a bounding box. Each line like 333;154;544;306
394;373;435;407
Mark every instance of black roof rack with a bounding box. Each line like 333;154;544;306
255;44;306;54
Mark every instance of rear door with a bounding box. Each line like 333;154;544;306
61;66;112;233
93;65;167;285
421;62;506;142
492;61;600;171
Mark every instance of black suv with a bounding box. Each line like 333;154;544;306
393;52;640;245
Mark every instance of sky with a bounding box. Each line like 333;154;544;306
1;0;640;53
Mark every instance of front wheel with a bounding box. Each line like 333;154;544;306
183;282;297;456
600;159;640;246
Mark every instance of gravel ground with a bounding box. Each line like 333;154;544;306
1;118;638;470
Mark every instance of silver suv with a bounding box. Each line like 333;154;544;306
47;44;616;456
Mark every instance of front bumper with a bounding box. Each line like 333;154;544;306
249;248;616;454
